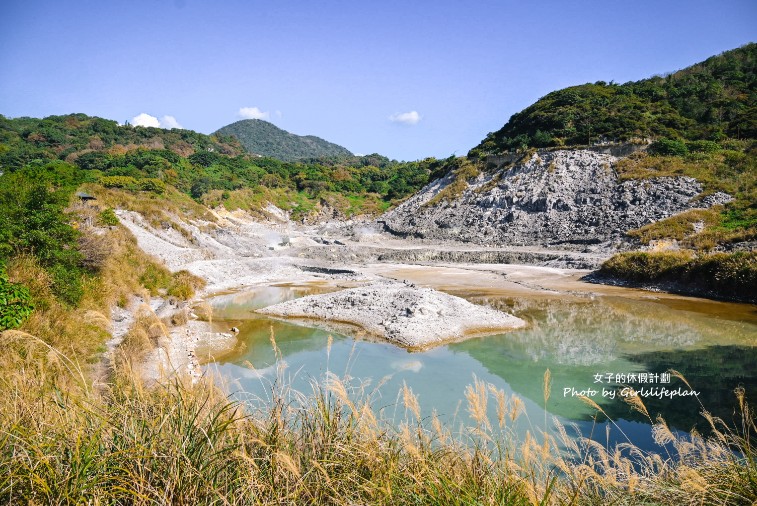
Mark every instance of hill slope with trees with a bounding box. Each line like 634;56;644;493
214;119;353;161
0;113;437;222
470;43;756;156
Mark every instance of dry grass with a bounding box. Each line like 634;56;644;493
425;158;482;207
168;269;206;300
627;206;757;250
0;338;537;504
119;305;167;360
5;211;198;372
627;207;722;245
599;250;757;301
614;149;757;250
81;183;217;227
5;255;110;360
1;322;755;505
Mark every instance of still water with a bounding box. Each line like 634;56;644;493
203;282;757;452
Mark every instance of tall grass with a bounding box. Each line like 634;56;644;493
1;328;755;504
2;182;754;503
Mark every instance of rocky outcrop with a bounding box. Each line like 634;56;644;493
300;245;605;269
257;281;527;349
379;150;731;249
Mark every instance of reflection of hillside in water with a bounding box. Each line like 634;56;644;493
211;317;336;368
453;295;757;423
211;285;332;319
608;345;757;433
208;285;757;429
468;295;757;366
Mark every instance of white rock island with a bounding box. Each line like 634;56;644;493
257;281;527;349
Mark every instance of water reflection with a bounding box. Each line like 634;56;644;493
618;345;757;432
468;296;757;366
206;284;757;450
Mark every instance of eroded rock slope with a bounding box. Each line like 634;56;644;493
379;150;731;249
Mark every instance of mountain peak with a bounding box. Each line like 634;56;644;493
214;119;352;161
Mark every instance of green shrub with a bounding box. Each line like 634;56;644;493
0;165;85;305
687;140;721;153
690;251;757;298
48;264;84;306
139;178;166;194
167;270;206;300
99;175;138;190
599;251;693;281
0;267;34;330
648;139;689;157
599;251;757;301
139;263;172;295
97;208;119;226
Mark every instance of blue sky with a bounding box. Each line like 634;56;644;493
1;1;755;161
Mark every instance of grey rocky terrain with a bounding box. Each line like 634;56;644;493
378;150;732;250
257;280;527;349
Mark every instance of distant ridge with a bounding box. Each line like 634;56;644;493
214;119;352;161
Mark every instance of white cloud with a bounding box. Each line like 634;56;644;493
130;113;183;129
131;113;160;128
238;106;270;120
160;115;182;129
389;110;421;125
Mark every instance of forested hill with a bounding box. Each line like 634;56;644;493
0;112;437;222
0;113;246;166
0;112;440;305
470;43;756;156
214;119;353;161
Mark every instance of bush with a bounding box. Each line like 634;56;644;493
139;178;166;194
690;251;757;298
48;264;84;306
99;175;138;190
75;151;112;171
167;270;206;300
599;251;693;281
97;208;119;226
78;231;114;271
599;251;757;301
0;267;34;330
687;140;721;153
0;167;85;305
139;263;172;295
648;138;689;156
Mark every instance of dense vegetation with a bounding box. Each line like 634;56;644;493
470;43;756;155
215;119;354;161
597;250;757;302
0;113;438;222
0;161;88;307
0;112;442;323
